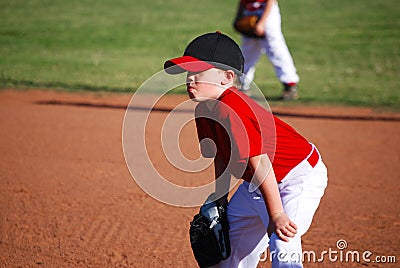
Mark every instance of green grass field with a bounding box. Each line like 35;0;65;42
1;0;399;108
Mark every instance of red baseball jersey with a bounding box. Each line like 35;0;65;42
195;87;312;183
240;0;266;4
240;0;267;10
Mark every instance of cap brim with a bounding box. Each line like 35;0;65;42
164;56;215;74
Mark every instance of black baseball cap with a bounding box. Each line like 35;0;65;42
164;32;244;75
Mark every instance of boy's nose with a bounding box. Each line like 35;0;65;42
186;77;194;87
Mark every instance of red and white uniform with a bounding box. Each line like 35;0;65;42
238;0;299;90
195;87;327;267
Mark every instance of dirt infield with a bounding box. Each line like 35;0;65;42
0;89;399;267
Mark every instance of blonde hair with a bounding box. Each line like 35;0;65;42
233;74;242;88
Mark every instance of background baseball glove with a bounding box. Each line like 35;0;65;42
233;15;265;38
234;15;258;35
233;1;266;38
189;200;230;268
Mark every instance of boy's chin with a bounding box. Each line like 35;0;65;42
189;96;210;102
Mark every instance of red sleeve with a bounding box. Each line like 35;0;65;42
195;104;217;158
228;107;263;160
217;93;276;162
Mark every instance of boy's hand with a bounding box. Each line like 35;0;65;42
254;22;266;37
268;212;297;242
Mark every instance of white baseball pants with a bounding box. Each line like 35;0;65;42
241;2;299;89
212;147;328;268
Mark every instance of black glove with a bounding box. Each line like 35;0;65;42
189;198;230;268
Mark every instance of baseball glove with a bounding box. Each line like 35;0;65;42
189;200;230;268
234;15;257;34
233;1;266;39
233;15;265;38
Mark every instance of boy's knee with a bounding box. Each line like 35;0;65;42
269;233;303;264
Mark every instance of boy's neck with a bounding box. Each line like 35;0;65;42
204;86;233;111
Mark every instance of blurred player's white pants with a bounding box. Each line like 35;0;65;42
241;2;299;90
212;149;328;268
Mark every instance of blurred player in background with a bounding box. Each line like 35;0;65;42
234;0;300;100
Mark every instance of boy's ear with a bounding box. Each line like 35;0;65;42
221;70;235;86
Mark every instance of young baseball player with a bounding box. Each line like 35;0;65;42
235;0;300;100
164;32;327;267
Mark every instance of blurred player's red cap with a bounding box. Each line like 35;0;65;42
164;31;244;75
